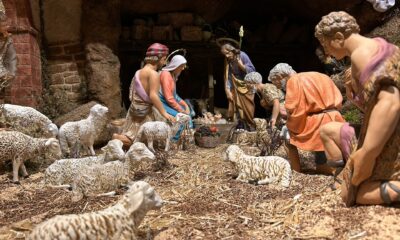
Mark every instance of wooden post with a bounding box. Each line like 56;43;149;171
207;57;214;113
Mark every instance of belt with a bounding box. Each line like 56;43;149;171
307;108;338;116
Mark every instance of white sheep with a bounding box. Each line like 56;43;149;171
58;104;109;157
224;145;291;187
44;139;125;188
135;113;191;152
27;181;162;240
0;130;61;183
71;142;155;201
1;104;58;138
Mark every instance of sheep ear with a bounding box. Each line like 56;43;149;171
126;190;144;212
101;145;108;152
45;138;55;147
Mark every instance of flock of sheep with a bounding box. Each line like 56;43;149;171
0;103;292;239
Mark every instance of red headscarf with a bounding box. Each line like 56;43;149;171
146;43;169;58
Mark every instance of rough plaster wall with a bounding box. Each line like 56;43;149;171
43;0;82;43
81;0;121;51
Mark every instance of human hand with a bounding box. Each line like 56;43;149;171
184;107;190;115
350;148;376;186
269;118;276;128
165;114;176;123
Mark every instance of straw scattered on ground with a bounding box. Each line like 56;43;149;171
0;144;400;239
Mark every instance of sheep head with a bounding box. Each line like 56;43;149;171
122;181;163;219
224;145;243;163
45;138;62;160
254;118;267;131
90;104;109;118
125;142;155;168
101;139;125;162
46;123;59;138
176;113;191;124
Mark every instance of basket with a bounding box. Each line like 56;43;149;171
194;133;220;148
193;121;237;144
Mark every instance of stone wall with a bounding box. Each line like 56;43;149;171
40;0;87;114
3;0;41;107
46;41;86;113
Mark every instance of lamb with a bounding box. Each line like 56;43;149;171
44;139;125;188
71;142;155;201
224;145;291;187
135;112;191;152
58;104;109;157
27;181;162;240
0;130;61;183
235;118;271;147
1;104;58;138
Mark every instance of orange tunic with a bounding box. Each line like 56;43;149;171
285;72;344;151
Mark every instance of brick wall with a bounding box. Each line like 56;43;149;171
46;41;86;104
3;0;41;107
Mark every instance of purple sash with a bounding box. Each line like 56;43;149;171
133;70;151;103
359;38;396;86
352;38;396;105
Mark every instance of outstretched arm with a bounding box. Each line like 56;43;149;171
270;99;280;128
351;85;400;186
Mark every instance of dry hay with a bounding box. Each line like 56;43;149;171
0;144;399;239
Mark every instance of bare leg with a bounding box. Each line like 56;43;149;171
285;142;301;172
19;163;29;178
12;158;20;183
258;177;277;185
50;184;71;189
356;180;400;205
147;138;155;152
89;145;96;156
236;173;248;183
97;191;116;197
165;138;170;151
320;122;345;161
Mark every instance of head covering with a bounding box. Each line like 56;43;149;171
162;55;187;71
244;72;262;84
0;0;6;21
216;37;240;49
145;43;169;58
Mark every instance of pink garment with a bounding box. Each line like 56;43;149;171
131;70;151;103
160;71;186;112
340;122;356;160
351;38;396;107
359;38;396;85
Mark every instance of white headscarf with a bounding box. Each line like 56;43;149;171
162;55;187;71
366;0;395;12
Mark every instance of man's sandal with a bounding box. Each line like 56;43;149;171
380;181;400;205
327;160;345;190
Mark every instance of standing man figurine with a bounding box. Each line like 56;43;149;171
217;38;256;130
